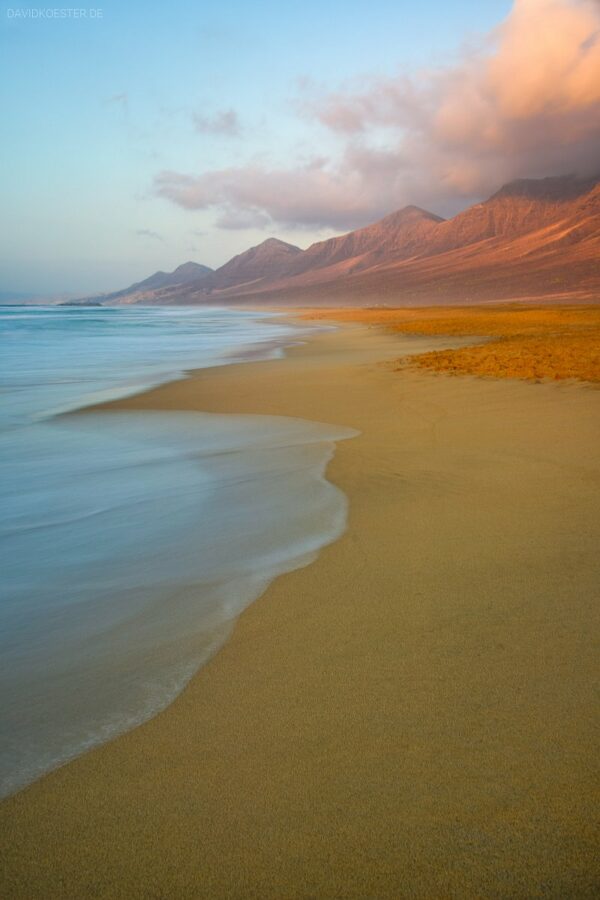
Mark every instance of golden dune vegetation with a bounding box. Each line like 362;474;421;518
302;304;600;383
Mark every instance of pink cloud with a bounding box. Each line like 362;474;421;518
155;159;379;230
156;0;600;230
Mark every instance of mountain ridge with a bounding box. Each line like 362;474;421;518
70;173;600;307
209;238;302;290
67;261;214;306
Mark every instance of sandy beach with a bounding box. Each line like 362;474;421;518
1;320;599;898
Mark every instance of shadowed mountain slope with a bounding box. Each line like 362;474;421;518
67;262;214;306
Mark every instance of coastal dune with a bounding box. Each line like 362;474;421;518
1;323;599;897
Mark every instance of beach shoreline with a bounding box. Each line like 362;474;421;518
0;306;345;801
1;320;599;898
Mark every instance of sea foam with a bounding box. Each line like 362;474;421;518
0;307;354;797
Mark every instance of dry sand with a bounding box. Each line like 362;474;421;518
1;323;599;898
302;304;600;382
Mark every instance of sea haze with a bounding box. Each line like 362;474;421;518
0;306;356;797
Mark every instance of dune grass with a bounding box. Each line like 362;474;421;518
302;304;600;383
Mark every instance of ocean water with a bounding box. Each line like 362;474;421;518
0;306;356;797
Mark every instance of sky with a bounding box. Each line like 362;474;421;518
1;0;598;295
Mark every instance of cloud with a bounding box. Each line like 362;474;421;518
193;108;242;137
155;157;384;230
106;92;128;107
135;228;164;241
214;207;272;230
156;0;600;230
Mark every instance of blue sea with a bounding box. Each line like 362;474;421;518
0;306;355;797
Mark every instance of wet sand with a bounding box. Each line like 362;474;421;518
1;323;599;898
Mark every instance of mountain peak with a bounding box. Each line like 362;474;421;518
171;261;213;278
258;237;301;251
279;203;445;281
490;173;599;204
226;237;302;262
212;237;302;289
380;205;445;225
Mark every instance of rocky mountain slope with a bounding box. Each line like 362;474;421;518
214;173;600;306
75;173;600;307
209;238;302;290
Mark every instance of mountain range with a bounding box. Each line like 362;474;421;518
74;173;600;307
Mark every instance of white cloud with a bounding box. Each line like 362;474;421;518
193;108;242;137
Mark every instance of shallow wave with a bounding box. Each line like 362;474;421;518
0;405;356;798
